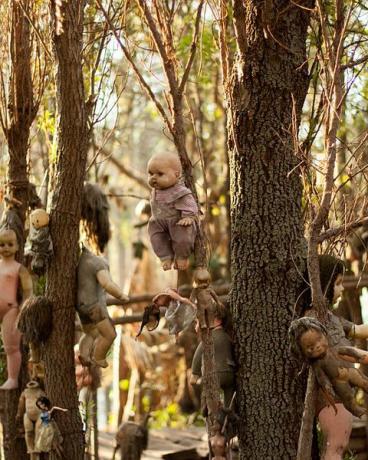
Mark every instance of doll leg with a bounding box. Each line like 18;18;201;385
0;308;21;389
24;414;36;453
318;403;352;460
148;221;175;269
79;323;99;365
92;318;117;367
348;368;368;392
170;223;196;270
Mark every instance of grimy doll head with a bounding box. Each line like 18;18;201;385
147;153;182;190
0;228;18;259
36;396;51;411
289;317;329;360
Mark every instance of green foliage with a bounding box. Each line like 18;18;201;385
149;402;189;429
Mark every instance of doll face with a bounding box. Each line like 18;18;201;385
299;329;328;359
0;230;18;259
147;155;180;190
333;274;344;303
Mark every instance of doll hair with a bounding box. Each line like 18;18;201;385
17;296;53;343
36;396;51;411
288;317;328;360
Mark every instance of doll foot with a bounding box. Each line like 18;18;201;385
91;358;108;368
161;259;173;271
175;259;189;270
79;355;92;367
0;378;18;390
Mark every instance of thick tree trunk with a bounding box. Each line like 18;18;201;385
43;1;88;458
227;1;313;457
1;1;36;458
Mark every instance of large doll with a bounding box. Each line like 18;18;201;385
77;246;129;368
147;152;198;271
0;227;33;389
16;380;46;459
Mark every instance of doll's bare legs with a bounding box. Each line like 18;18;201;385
319;403;352;460
92;318;117;368
348;367;368;392
79;324;99;365
0;308;21;389
172;223;196;270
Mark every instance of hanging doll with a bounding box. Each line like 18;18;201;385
147;152;198;271
29;209;53;276
0;227;33;389
34;396;67;456
16;380;46;459
191;268;222;330
289;317;368;417
77;246;129;368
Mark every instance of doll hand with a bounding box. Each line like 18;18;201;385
177;217;194;226
119;293;130;303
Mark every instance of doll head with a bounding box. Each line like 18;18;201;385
147;153;182;190
30;209;49;230
36;396;51;411
289;317;329;360
0;228;18;259
193;268;211;288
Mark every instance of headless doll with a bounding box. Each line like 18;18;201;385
0;228;33;389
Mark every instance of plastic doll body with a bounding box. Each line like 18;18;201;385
77;247;128;368
147;153;198;270
0;229;33;389
35;397;67;456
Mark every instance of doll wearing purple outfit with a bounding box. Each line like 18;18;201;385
147;153;198;271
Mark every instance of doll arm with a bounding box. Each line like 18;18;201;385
96;269;129;303
16;391;26;421
191;342;203;380
350;324;368;340
19;266;33;302
50;406;68;414
337;345;368;364
313;365;338;414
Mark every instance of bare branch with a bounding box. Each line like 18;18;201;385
318;216;368;243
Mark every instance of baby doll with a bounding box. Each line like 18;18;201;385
34;396;67;456
16;380;46;459
29;209;53;275
77;246;129;368
0;227;33;389
289;317;368;418
147;152;198;271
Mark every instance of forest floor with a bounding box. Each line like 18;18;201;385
99;426;209;459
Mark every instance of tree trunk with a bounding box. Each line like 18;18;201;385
227;1;313;457
43;1;88;458
1;1;36;458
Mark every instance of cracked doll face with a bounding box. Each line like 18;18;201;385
147;154;181;190
0;230;18;259
299;328;329;359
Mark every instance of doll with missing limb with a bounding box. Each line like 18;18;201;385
289;317;368;418
16;380;46;459
77;246;129;368
0;228;33;389
147;152;198;271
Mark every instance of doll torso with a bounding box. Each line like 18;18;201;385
77;248;109;308
24;387;45;421
150;183;197;221
315;349;349;381
40;411;51;425
0;259;21;317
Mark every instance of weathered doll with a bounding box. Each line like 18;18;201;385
0;228;33;389
147;152;198;271
29;209;53;276
190;302;235;408
191;268;221;330
34;396;67;456
77;246;129;368
16;380;46;459
299;254;368;459
289;317;368;418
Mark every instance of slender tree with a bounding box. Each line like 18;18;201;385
224;0;314;457
43;1;88;458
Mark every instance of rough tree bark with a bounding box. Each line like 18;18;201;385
226;1;314;457
0;1;37;458
43;1;88;458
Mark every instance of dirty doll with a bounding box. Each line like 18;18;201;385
147;152;198;271
28;209;53;276
0;227;33;389
77;246;129;368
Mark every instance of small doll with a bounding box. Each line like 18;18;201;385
29;209;53;276
34;396;67;456
289;317;368;417
191;268;221;330
147;152;198;271
16;380;46;458
0;227;33;389
190;302;235;408
77;246;129;368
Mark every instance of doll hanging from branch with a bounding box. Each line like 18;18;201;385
147;152;199;271
0;226;33;389
289;317;368;418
